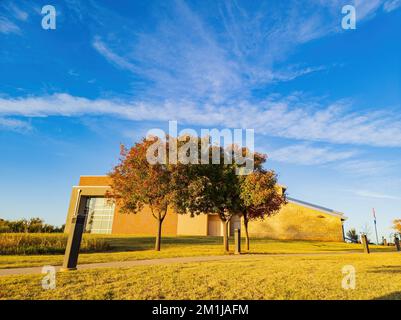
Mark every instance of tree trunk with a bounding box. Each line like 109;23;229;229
223;220;230;253
155;218;162;251
244;217;250;251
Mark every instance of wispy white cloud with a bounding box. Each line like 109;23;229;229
355;0;384;20
68;69;80;77
316;0;388;22
336;159;396;176
350;189;401;200
7;3;29;21
268;144;356;165
91;1;334;105
0;17;20;34
383;0;401;12
0;117;31;131
1;93;401;148
88;1;400;136
265;143;399;178
1;0;400;151
0;2;30;35
92;37;138;74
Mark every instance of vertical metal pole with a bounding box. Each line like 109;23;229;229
234;228;241;255
361;234;370;254
373;208;379;245
61;190;85;271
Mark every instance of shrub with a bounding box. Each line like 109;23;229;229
0;233;111;255
346;229;359;243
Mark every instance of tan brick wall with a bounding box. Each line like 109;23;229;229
112;204;178;235
177;213;208;236
79;176;111;186
244;201;344;241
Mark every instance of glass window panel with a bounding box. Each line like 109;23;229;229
84;197;115;234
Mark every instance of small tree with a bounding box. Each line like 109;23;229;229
346;228;359;243
171;140;242;253
239;171;286;250
107;137;173;251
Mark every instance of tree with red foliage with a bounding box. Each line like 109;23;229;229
107;137;173;251
239;170;286;251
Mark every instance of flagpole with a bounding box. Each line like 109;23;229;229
373;208;379;245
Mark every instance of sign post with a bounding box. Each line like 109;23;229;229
361;234;370;254
61;190;85;271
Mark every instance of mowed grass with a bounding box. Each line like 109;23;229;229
0;234;394;269
1;252;401;300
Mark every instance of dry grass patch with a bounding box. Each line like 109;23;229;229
0;233;110;255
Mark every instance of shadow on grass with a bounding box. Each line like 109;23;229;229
97;236;392;254
103;236;224;252
368;265;401;274
373;291;401;300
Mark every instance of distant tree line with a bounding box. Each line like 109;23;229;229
0;218;64;233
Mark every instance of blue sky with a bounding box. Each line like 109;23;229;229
1;0;401;240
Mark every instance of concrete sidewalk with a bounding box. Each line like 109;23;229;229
2;250;393;277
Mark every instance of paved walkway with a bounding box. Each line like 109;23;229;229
0;251;396;277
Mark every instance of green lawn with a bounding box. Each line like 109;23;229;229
0;234;395;269
1;252;400;299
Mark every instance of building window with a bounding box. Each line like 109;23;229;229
84;197;115;234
